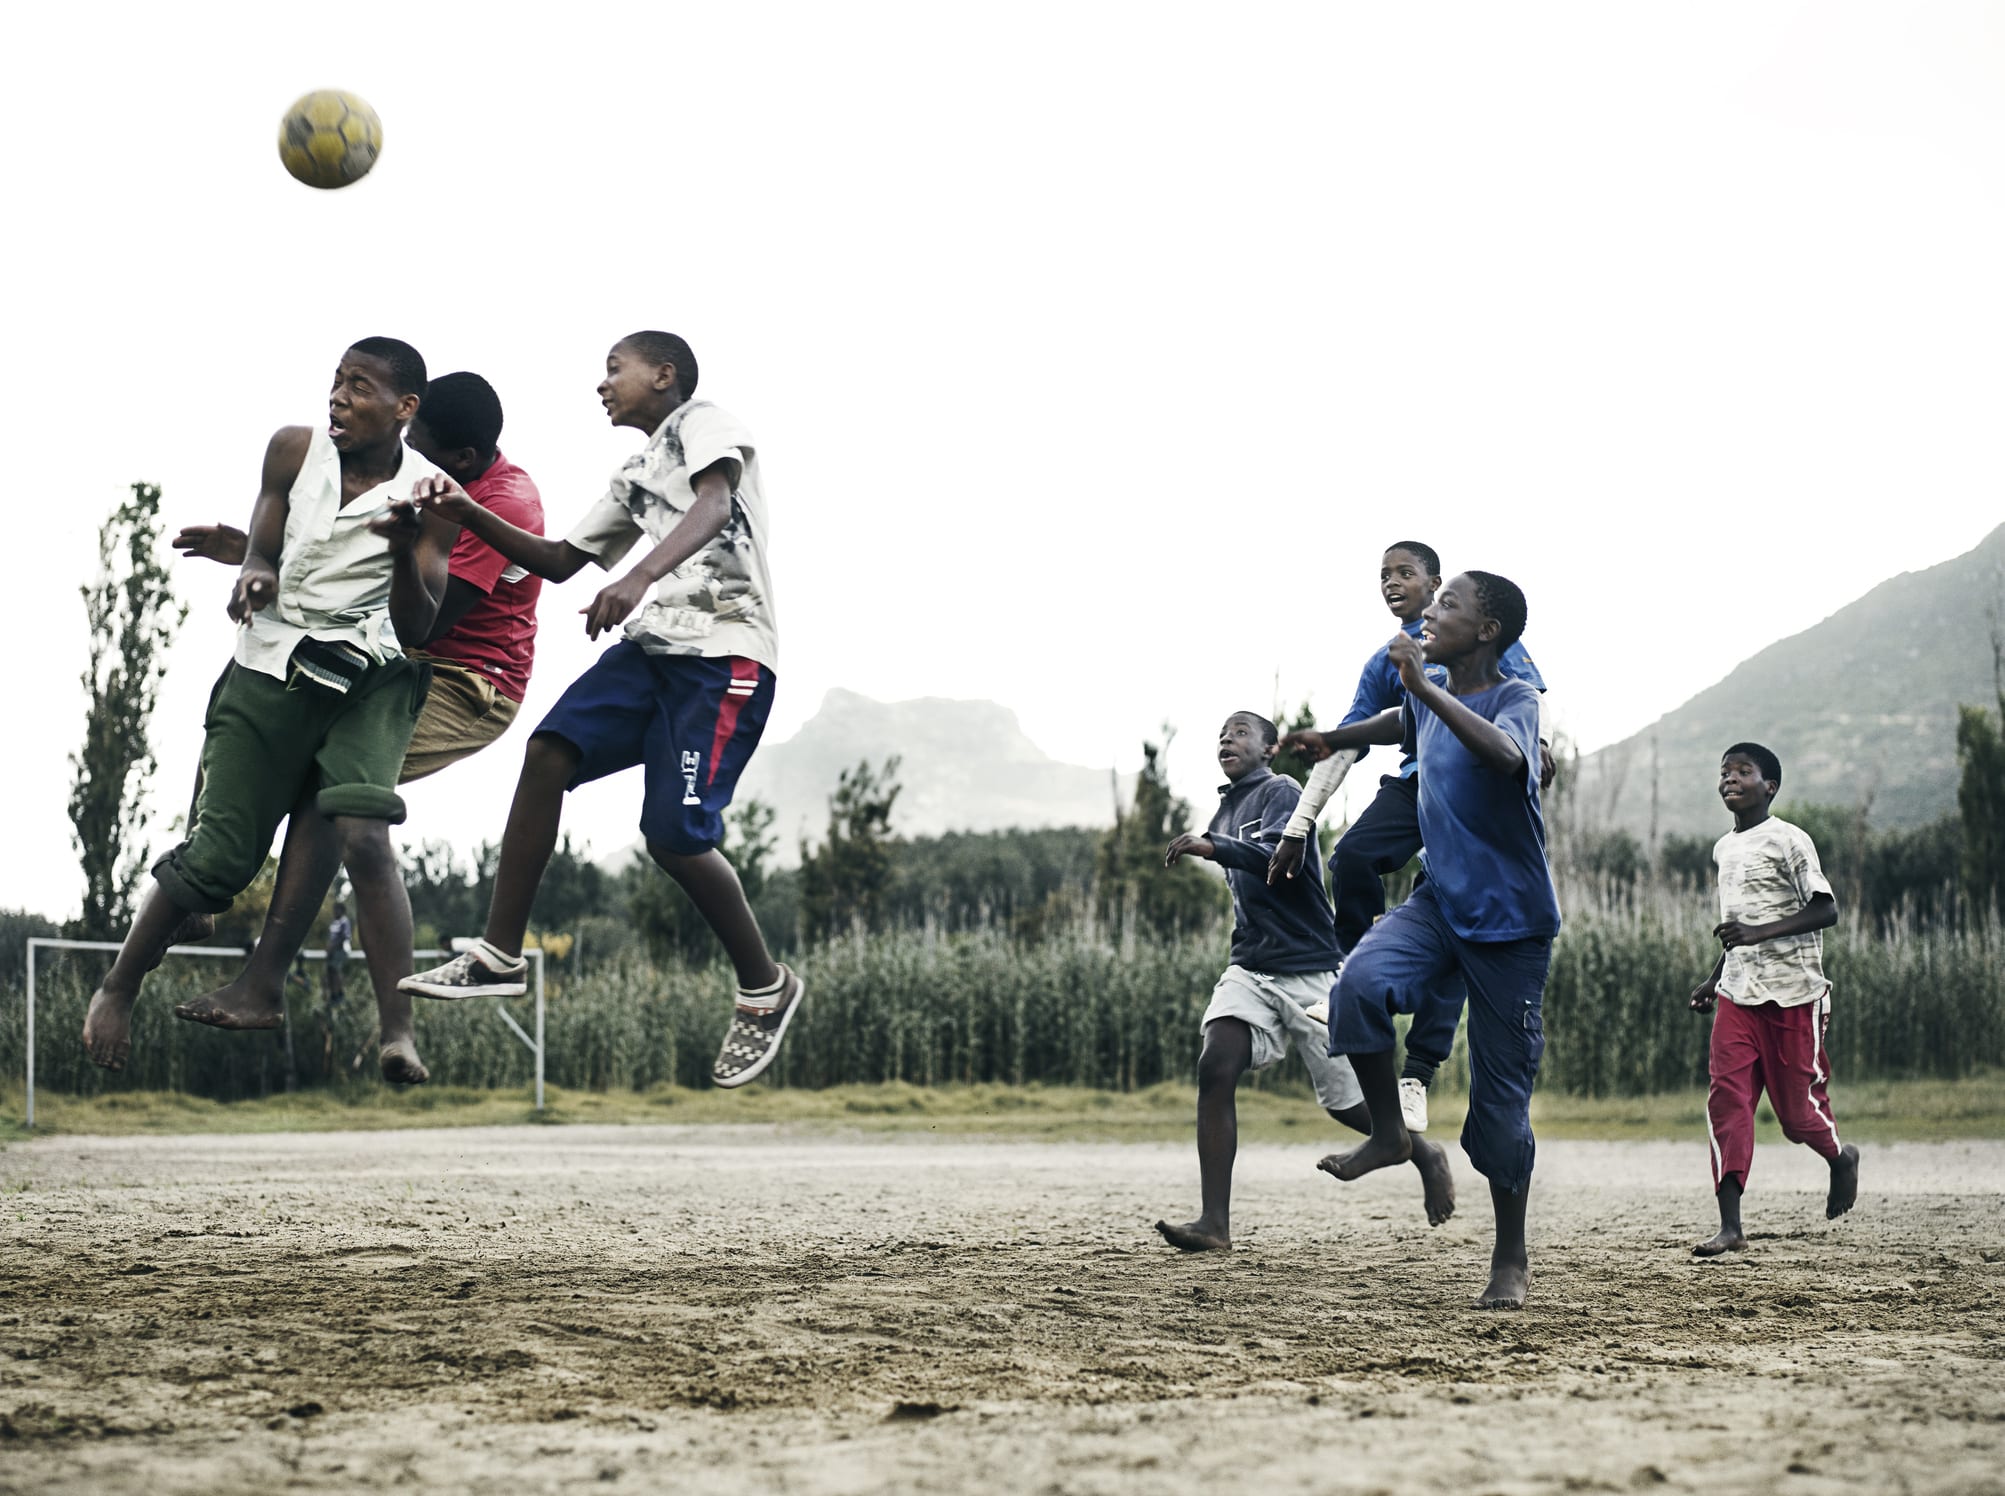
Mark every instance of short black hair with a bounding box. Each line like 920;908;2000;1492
1230;711;1279;747
346;336;428;398
618;330;698;398
1466;570;1528;652
416;371;504;458
1385;540;1441;578
1723;742;1783;789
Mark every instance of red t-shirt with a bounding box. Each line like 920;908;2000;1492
423;452;544;702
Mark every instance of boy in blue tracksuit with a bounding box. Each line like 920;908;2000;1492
1316;574;1559;1309
1155;711;1455;1253
1273;541;1549;1133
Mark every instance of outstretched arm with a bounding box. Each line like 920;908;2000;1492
1391;633;1525;779
409;473;595;582
1276;709;1402;763
576;462;737;639
230;427;311;621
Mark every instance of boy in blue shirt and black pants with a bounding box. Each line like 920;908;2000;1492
1155;711;1455;1254
1274;541;1549;1135
1315;573;1559;1309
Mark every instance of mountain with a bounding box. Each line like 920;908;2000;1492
691;689;1127;865
1573;524;2005;841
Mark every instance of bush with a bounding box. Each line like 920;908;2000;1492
5;886;1997;1102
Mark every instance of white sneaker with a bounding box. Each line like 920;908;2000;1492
1398;1076;1429;1133
399;942;528;999
1303;997;1330;1026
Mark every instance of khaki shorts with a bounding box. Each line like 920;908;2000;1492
400;654;521;783
1202;965;1363;1112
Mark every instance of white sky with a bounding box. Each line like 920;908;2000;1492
6;2;2004;919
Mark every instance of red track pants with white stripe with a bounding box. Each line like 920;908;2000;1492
1706;992;1841;1192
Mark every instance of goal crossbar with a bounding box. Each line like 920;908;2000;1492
21;937;545;1128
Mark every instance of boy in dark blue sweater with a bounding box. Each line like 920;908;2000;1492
1155;711;1455;1252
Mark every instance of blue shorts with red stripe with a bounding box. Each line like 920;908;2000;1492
532;641;776;855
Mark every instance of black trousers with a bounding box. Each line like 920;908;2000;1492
1328;774;1461;1070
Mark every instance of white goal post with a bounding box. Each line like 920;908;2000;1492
21;937;545;1128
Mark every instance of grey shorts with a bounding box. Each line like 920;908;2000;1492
1202;965;1363;1113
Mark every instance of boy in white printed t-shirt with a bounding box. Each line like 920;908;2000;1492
1688;742;1860;1257
398;332;803;1089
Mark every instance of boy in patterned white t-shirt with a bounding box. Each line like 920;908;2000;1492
397;331;802;1089
1688;742;1860;1256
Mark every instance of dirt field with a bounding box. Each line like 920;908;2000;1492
1;1125;2001;1495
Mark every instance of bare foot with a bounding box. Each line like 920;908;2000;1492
164;911;216;950
1156;1218;1231;1252
173;977;283;1031
1412;1137;1456;1227
1827;1143;1860;1219
1317;1127;1413;1183
1692;1227;1748;1257
379;1039;429;1086
82;986;136;1071
1475;1257;1529;1310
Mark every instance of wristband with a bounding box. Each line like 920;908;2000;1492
1283;749;1358;840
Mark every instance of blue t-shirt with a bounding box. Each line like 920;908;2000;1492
1408;677;1561;942
1339;617;1547;777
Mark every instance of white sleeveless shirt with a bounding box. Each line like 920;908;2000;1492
234;427;443;681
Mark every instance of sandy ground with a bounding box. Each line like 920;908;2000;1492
0;1125;2001;1496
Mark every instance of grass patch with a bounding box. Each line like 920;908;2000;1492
4;1073;2004;1145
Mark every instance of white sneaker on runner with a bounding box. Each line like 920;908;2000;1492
1399;1076;1429;1133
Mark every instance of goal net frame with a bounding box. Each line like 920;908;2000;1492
20;937;545;1127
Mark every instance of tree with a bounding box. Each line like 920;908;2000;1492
1948;591;2005;917
68;482;186;937
1095;728;1228;937
1957;699;2005;919
1268;698;1321;786
799;760;902;940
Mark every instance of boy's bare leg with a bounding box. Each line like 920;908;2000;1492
1157;1019;1250;1251
176;793;339;1030
82;884;189;1070
337;816;426;1085
1694;1176;1747;1256
1477;1180;1531;1309
647;843;782;991
1327;1101;1455;1227
1317;1048;1412;1179
1826;1144;1860;1219
163;762;217;948
480;736;577;956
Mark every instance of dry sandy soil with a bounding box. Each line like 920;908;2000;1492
0;1125;2001;1495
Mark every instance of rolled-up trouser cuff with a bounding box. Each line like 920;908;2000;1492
316;783;407;823
150;844;239;915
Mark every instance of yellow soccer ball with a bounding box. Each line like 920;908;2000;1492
277;90;382;190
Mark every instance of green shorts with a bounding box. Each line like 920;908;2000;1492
152;658;429;914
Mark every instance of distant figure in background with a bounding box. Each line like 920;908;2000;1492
324;901;352;1005
1154;710;1455;1254
1689;743;1859;1257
